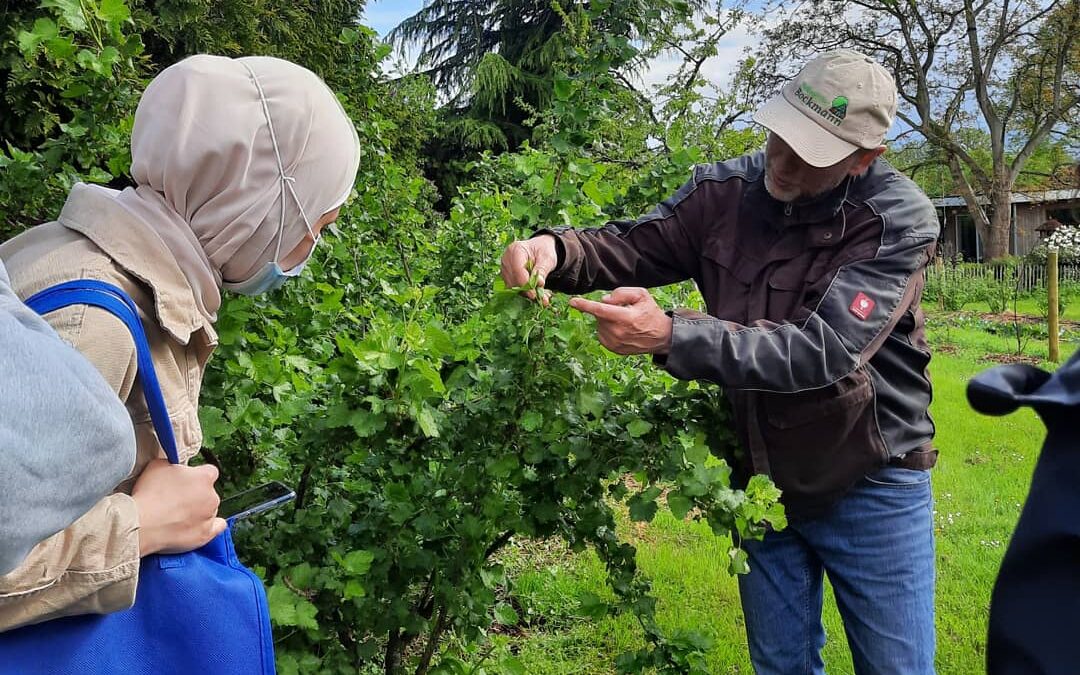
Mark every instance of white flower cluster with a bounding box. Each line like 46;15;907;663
1045;225;1080;256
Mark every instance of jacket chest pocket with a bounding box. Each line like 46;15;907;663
762;249;839;322
699;241;755;323
765;275;807;322
763;253;816;322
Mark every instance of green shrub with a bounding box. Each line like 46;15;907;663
1036;288;1068;320
925;261;981;310
0;0;147;233
981;258;1020;314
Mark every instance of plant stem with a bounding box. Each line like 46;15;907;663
295;462;314;510
414;606;448;675
484;531;514;560
385;629;403;675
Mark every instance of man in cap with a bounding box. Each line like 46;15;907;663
500;50;939;672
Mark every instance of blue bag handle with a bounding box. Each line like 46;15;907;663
24;280;179;464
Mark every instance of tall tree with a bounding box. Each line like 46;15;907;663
757;0;1080;260
891;132;1078;198
391;0;590;151
390;0;764;210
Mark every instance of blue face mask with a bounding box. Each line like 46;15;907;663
221;238;318;296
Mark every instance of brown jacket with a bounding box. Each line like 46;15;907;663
0;184;217;630
542;153;939;519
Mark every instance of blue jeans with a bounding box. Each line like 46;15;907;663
738;465;936;674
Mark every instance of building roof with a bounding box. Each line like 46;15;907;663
1011;188;1080;204
931;188;1080;208
930;196;968;207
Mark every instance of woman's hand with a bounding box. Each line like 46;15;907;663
132;459;227;556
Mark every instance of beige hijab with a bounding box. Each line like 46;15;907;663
114;54;361;322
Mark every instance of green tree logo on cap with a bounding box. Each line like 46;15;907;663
829;96;849;120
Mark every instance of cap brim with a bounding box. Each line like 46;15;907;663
752;93;859;168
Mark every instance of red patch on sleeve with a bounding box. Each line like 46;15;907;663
849;292;875;321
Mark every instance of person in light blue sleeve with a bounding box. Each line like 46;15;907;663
0;259;136;575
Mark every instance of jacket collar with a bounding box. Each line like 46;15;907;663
744;173;852;229
57;184;215;345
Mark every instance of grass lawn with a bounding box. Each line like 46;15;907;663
923;296;1080;323
488;312;1077;674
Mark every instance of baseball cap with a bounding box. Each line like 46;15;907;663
752;49;898;168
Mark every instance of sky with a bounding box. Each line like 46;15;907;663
363;0;422;36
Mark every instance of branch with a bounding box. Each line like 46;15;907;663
415;569;439;618
385;629;404;675
943;70;976;131
896;110;993;187
895;0;933;115
612;71;672;154
658;37;694;61
414;606;449;675
1009;3;1080;183
484;531;515;560
895;159;946;181
890;127;922;143
948;152;991;230
295;462;314;511
963;0;1004;157
981;0;1011;78
612;71;661;128
1002;59;1028;132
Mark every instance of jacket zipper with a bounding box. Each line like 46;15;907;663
784;202;793;217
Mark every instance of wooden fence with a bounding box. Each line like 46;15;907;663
925;260;1080;293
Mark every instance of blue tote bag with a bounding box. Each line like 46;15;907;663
0;280;276;675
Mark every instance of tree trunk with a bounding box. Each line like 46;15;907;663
947;153;994;260
983;190;1013;261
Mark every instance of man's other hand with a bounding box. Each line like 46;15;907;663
569;287;673;356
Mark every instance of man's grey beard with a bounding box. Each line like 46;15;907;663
764;170;849;204
763;172;800;202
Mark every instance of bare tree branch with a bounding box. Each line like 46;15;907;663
962;0;1004;164
1009;1;1080;182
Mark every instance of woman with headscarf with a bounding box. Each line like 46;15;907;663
0;54;361;631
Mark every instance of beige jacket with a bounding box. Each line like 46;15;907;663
0;185;217;630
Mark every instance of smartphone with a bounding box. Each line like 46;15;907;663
219;481;296;522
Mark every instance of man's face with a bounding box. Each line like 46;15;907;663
763;133;863;202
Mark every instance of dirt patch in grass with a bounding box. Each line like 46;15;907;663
496;538;573;572
979;352;1044;366
977;311;1080;328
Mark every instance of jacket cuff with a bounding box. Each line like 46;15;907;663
530;228;581;289
529;229;566;268
651;310;679;368
80;493;140;613
661;308;719;382
112;492;141;572
0;494;141;631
